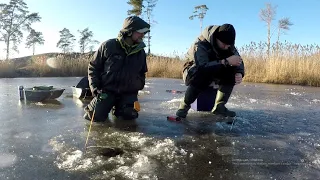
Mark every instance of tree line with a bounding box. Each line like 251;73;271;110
0;0;293;60
56;27;99;54
0;0;99;60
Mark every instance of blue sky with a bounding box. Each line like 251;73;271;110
1;0;320;59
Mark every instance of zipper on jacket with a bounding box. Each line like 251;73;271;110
115;38;144;93
116;54;128;93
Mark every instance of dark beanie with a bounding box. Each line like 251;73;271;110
216;24;236;45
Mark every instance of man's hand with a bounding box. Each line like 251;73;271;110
226;55;242;66
235;73;242;85
93;89;102;97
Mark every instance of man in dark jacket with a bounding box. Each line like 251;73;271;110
83;16;150;122
176;24;245;120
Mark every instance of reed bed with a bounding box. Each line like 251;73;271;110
0;41;319;86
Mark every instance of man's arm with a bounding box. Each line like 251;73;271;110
232;46;245;77
139;50;148;89
194;41;225;68
88;42;107;96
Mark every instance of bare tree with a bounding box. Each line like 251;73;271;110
143;0;157;55
259;2;277;56
0;0;41;60
56;28;76;53
277;17;293;45
0;5;4;33
25;29;44;55
127;0;158;55
88;40;100;53
189;5;209;33
127;0;144;16
78;27;99;54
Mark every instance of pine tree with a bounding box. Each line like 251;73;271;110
127;0;144;16
56;28;76;53
189;5;209;33
0;0;41;60
78;27;99;54
25;29;44;55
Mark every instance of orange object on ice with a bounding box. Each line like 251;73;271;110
134;101;140;112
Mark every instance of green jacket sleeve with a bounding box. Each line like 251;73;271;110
88;42;107;94
194;42;225;68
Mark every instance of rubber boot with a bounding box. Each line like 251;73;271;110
176;102;191;118
212;85;236;119
176;86;201;118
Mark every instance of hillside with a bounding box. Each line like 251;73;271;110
9;52;95;67
0;52;184;79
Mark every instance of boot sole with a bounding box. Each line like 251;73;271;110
212;114;235;123
167;115;185;122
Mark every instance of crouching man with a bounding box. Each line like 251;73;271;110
83;16;150;122
176;23;245;121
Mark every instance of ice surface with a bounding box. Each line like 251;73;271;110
0;77;320;179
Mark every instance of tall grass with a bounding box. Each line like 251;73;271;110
0;60;16;78
23;53;90;77
239;41;320;86
146;55;184;78
1;41;320;86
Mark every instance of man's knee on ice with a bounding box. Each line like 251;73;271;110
84;109;110;122
83;96;113;122
114;104;139;120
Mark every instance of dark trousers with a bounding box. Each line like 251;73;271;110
186;64;236;90
183;64;236;105
84;91;138;121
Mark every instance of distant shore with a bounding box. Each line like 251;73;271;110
1;42;320;87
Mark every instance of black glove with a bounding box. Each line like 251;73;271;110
90;82;102;97
92;88;102;97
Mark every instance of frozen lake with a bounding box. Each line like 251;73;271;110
0;77;319;180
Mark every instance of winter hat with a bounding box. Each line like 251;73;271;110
120;16;150;36
216;24;236;45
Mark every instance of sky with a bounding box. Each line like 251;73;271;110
1;0;320;59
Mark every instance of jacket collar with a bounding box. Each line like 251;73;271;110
117;35;146;55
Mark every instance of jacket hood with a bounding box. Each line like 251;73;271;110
117;16;149;54
120;16;150;36
200;25;220;47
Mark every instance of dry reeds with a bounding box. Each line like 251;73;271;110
0;60;16;77
1;41;319;86
239;41;320;86
146;55;184;78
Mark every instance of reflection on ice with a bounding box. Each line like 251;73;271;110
313;155;320;169
249;98;257;103
0;153;17;168
13;131;32;139
290;92;302;96
311;99;320;103
166;98;182;103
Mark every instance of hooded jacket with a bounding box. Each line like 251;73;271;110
183;25;245;83
88;16;150;95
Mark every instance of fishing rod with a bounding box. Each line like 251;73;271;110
84;106;96;152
